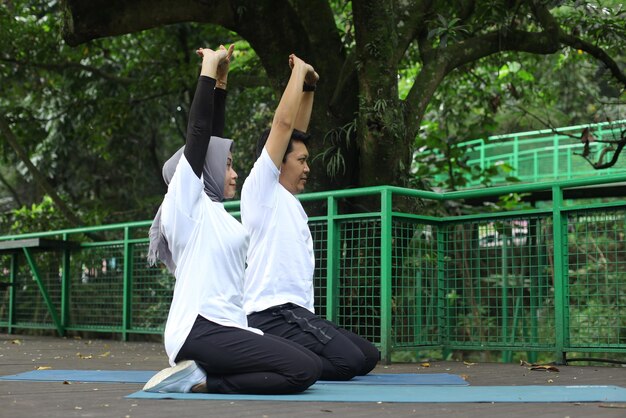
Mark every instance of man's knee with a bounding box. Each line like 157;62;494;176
322;341;366;380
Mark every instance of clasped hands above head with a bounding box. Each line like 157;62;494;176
288;53;319;87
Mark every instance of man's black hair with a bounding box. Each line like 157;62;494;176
256;128;311;162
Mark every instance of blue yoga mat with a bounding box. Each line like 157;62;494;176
127;384;626;403
0;370;467;385
0;370;156;384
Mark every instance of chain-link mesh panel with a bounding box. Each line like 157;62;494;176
442;216;554;349
392;220;439;348
69;246;124;329
335;218;381;344
309;221;328;316
567;209;626;348
131;242;171;332
0;255;11;325
1;190;624;362
13;251;63;327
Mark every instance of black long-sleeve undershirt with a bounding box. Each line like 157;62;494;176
212;87;227;138
184;76;226;178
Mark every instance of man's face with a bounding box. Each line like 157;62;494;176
279;140;310;195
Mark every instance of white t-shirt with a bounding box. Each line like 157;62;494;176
241;148;315;314
161;154;261;366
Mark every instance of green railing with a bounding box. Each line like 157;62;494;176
1;175;625;364
431;119;626;187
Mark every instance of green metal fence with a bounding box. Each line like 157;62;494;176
1;175;625;364
430;119;626;187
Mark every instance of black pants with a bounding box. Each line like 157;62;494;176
247;304;380;381
176;315;322;394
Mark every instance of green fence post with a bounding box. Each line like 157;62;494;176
61;234;71;330
528;218;540;364
380;188;393;364
122;227;132;341
480;139;485;170
552;185;567;363
553;135;560;180
501;233;511;362
437;226;447;355
513;137;519;178
7;254;17;334
326;196;339;322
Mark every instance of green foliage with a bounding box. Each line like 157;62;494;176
1;0;625;232
427;15;470;48
313;119;356;179
0;0;273;231
4;195;68;233
405;1;625;193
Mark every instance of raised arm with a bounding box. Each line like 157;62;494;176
265;54;312;169
184;47;229;178
293;68;319;133
212;44;234;137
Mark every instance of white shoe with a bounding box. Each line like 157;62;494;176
143;360;206;393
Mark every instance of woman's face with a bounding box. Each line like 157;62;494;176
223;152;238;199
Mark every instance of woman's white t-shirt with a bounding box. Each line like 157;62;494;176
161;154;261;366
240;148;315;314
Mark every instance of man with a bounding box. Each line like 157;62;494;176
241;57;379;381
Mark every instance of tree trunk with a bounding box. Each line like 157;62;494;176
353;0;410;188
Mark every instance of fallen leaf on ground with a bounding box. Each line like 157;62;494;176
530;365;560;372
36;366;51;370
520;360;559;372
463;361;476;366
599;404;626;409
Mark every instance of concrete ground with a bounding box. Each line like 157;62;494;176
1;333;625;418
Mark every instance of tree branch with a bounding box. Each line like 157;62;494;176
589;130;626;169
0;170;23;208
516;104;626;170
445;29;560;72
0;57;135;84
392;0;433;65
0;116;85;228
62;0;235;46
533;0;626;87
558;33;626;88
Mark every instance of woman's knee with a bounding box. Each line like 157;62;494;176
287;352;323;392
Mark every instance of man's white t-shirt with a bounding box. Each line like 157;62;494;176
161;154;261;366
241;148;315;314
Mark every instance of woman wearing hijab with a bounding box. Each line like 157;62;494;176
144;45;322;394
